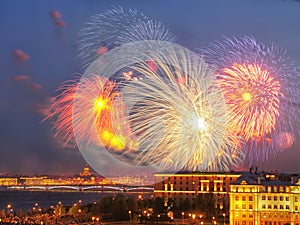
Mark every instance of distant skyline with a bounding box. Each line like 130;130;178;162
0;0;300;175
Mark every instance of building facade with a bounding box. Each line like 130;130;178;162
0;177;18;186
229;174;300;225
154;172;242;210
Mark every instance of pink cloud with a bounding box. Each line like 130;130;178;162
33;103;50;117
50;10;62;19
28;83;43;90
12;49;30;61
12;75;31;82
55;20;66;27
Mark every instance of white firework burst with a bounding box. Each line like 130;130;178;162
77;7;175;68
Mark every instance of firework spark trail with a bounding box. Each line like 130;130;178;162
44;77;80;147
108;42;242;171
199;36;300;164
44;75;135;151
77;7;175;69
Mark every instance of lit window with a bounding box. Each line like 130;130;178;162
242;204;246;209
235;196;239;201
242;196;246;201
279;186;283;192
268;186;271;192
235;204;239;210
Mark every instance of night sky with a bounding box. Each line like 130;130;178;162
0;0;300;176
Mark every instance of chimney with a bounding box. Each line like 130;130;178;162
291;176;295;184
257;177;261;185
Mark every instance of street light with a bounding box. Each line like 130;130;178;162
181;212;184;225
212;216;216;225
223;213;226;225
138;194;143;200
128;210;132;224
192;214;196;224
7;204;12;218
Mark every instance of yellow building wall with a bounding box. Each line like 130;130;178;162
230;183;300;225
0;178;18;186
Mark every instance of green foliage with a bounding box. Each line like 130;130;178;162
0;209;5;219
54;203;66;217
68;204;80;217
194;193;216;218
179;198;191;211
111;194;129;220
126;196;138;212
153;197;165;213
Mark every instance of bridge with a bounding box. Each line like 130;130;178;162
6;185;154;192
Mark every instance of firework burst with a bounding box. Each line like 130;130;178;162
77;7;175;68
81;40;242;171
45;75;137;151
199;36;300;163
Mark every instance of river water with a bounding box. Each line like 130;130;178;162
0;191;151;213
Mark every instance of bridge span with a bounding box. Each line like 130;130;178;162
6;185;154;192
